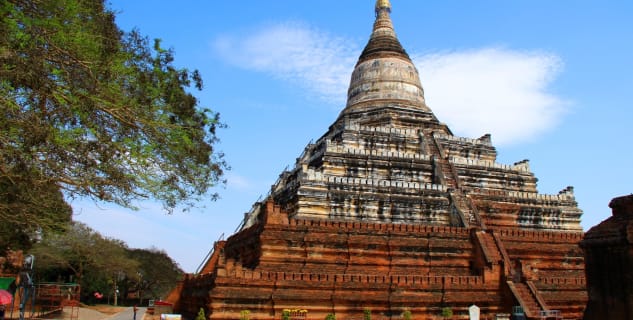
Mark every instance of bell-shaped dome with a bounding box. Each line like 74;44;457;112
343;1;430;115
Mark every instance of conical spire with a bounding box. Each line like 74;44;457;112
359;0;408;63
343;1;430;114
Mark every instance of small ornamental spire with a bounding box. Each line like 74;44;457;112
375;0;392;14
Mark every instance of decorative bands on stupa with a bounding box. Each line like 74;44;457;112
345;0;429;114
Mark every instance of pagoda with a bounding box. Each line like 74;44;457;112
170;1;587;319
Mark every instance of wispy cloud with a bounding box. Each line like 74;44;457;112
214;23;568;145
214;22;358;104
226;172;255;191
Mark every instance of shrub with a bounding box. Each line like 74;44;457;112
240;310;251;320
363;308;372;320
402;309;412;320
195;308;205;320
441;307;453;318
325;313;336;320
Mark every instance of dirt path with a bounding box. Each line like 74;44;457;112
36;305;134;320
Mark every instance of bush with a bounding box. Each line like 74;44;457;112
441;307;453;318
363;308;372;320
325;313;336;320
240;310;250;320
195;308;205;320
402;309;412;320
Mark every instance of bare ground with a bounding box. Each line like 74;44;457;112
23;304;128;320
65;305;128;320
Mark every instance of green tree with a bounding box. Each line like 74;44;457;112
31;222;139;297
0;176;72;255
31;222;186;304
0;0;227;237
125;248;183;301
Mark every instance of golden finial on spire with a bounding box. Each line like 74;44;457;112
375;0;391;13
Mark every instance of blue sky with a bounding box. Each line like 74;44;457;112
73;1;632;273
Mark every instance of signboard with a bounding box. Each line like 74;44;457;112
160;315;182;320
469;305;480;320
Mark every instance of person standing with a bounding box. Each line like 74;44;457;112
133;304;138;320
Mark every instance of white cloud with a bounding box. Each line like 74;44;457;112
214;22;357;103
413;48;567;145
215;23;568;145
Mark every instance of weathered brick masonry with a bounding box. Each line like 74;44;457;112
170;1;587;319
581;195;633;320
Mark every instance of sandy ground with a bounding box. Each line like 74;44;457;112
64;305;135;320
59;307;109;320
6;305;133;320
4;305;143;320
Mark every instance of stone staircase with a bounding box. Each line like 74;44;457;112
438;159;458;188
476;231;503;265
508;281;546;319
427;132;484;228
449;192;472;227
425;132;489;229
480;232;546;319
451;191;488;229
426;132;458;188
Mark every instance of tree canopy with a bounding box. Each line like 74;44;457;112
0;0;227;236
32;222;183;302
0;178;71;253
32;222;139;282
126;247;183;301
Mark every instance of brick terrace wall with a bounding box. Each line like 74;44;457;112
206;265;502;320
189;210;512;320
255;218;475;276
176;204;585;320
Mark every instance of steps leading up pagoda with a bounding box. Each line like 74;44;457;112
171;1;587;319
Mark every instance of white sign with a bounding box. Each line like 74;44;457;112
469;305;480;320
160;314;182;320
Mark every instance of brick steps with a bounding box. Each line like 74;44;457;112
476;231;503;265
425;132;458;189
509;281;544;319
